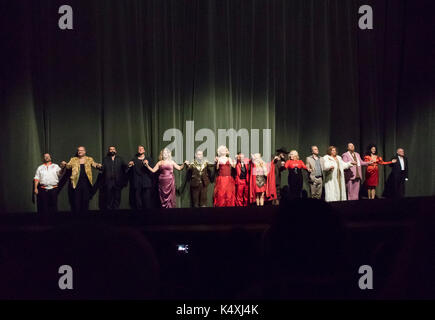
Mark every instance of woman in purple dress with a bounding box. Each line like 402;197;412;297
144;148;186;208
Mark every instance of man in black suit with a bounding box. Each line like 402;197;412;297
385;148;408;198
127;145;155;210
100;146;128;210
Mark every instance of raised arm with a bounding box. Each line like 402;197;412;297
126;159;135;173
56;164;64;177
65;158;73;170
90;157;103;170
388;156;397;167
144;160;160;173
341;158;355;170
172;160;187;171
323;156;335;172
359;154;370;166
379;157;394;165
300;160;312;172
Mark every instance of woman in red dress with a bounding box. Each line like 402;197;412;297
364;144;396;199
285;150;311;199
213;146;236;207
249;153;277;206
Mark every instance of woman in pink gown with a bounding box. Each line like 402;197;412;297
144;148;186;208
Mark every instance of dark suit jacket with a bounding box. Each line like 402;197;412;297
383;155;408;197
187;162;212;188
101;155;128;188
389;155;408;179
274;157;287;186
128;156;154;189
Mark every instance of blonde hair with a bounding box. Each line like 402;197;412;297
252;153;267;175
289;150;299;160
253;153;265;166
159;148;172;161
217;145;228;157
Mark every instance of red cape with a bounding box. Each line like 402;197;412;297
249;160;277;203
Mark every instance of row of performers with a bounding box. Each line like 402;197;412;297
33;143;408;213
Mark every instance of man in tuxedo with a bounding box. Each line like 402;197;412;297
100;146;128;210
127;145;155;210
385;148;408;198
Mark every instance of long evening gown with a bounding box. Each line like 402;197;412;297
285;159;307;199
213;161;235;207
158;163;176;208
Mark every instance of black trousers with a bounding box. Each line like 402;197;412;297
135;187;152;210
392;172;406;198
72;181;91;213
191;184;208;207
104;184;122;210
37;187;58;214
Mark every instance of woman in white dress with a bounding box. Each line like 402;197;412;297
323;146;356;202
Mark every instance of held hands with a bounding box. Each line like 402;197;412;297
128;161;134;167
143;159;149;166
60;161;67;168
350;161;357;166
391;159;397;163
215;157;219;163
184;160;190;166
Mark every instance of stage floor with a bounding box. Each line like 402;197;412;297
0;196;433;228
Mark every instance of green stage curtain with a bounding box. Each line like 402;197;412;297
1;0;434;212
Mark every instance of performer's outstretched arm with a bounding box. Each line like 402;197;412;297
90;158;103;170
62;159;73;170
173;160;187;171
144;160;160;173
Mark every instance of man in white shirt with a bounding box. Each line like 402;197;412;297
34;153;64;213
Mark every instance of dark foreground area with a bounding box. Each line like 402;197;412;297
0;196;434;300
